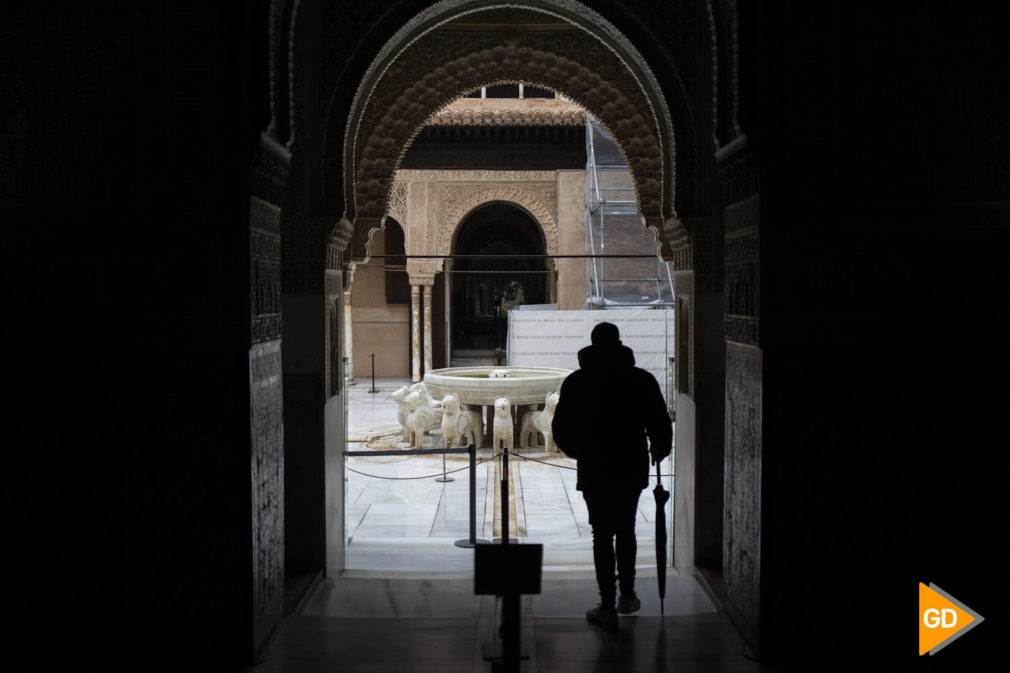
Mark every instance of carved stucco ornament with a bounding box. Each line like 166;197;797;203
339;0;683;264
374;171;559;278
434;180;559;260
426;108;586;126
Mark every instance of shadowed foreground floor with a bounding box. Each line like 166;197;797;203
245;573;768;673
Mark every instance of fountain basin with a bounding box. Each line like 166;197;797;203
423;366;570;406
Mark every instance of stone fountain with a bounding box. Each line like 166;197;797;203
423;366;571;448
423;366;569;407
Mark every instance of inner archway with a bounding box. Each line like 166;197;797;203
326;0;700;581
450;202;550;361
322;0;716;615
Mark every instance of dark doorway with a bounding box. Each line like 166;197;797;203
451;203;549;360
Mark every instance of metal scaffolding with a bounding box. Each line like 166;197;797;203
585;116;675;308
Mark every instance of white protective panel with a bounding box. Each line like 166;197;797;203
508;309;675;404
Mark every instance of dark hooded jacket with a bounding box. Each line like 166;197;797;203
551;342;672;492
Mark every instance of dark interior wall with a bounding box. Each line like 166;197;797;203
3;1;272;665
693;292;726;567
718;135;761;636
281;294;326;576
741;1;1008;666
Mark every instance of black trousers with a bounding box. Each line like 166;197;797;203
582;487;643;609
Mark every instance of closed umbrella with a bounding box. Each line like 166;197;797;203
653;460;670;615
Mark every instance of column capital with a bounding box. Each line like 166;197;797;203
408;273;436;287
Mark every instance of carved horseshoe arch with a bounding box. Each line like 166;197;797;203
338;0;684;264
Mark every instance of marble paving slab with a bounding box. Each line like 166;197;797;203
360;503;438;525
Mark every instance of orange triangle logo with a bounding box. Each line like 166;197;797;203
919;582;984;655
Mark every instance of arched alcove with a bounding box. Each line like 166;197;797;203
449;202;550;356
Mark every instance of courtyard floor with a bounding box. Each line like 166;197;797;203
343;377;675;573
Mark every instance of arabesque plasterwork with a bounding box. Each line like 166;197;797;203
338;0;686;263
388;170;559;280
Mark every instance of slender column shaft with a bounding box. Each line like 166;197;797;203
422;284;433;377
343;290;353;383
410;284;421;383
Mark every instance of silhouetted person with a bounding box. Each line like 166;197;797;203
551;321;672;631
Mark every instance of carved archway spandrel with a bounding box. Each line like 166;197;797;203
345;215;383;265
663;216;692;270
387;181;408;223
434;181;560;261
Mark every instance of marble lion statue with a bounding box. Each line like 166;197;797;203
389;385;412;441
403;390;443;449
440;393;482;449
492;397;514;453
409;381;442;409
519;391;560;452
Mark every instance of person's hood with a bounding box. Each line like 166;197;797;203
576;342;636;371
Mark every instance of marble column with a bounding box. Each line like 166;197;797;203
410;284;421;383
343;289;354;383
422;284;433;377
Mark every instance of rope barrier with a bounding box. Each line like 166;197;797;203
509;453;673;479
510;454;576;470
347;454;416;464
345;447;471;457
346;453;501;481
347;445;494;549
345;447;672;480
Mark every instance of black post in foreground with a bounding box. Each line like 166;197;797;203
455;444;489;548
368;353;378;393
501;448;509;544
476;542;542;672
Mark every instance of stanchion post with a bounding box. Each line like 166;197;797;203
468;443;477;542
435;446;454;483
501;448;510;545
368;353;378;393
503;592;521;672
499;447;515;671
476;448;540;669
455;444;488;548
